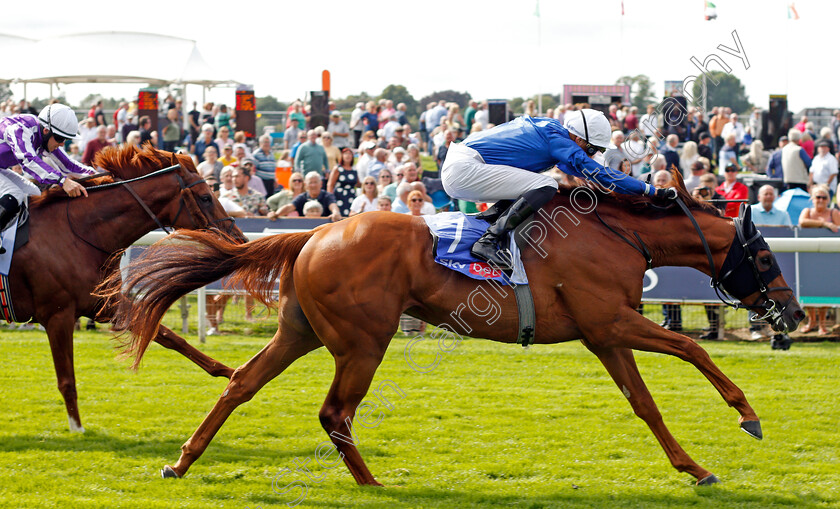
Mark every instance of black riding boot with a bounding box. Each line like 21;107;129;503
470;197;535;270
474;199;513;223
0;194;21;255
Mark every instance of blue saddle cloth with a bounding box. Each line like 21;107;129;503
0;208;29;276
422;212;528;286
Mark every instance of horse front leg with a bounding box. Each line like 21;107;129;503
599;308;761;439
43;308;84;432
584;343;718;485
99;296;234;378
153;325;234;379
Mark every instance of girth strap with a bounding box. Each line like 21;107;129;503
513;284;536;347
512;219;537;347
0;274;17;323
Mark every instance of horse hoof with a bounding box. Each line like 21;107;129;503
740;420;763;440
697;474;720;485
161;465;181;479
68;417;85;433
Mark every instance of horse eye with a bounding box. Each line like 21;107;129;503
200;195;212;204
759;256;772;268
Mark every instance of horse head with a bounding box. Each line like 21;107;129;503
167;150;246;243
715;204;804;333
605;167;804;334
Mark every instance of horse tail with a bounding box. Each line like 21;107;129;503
99;229;315;369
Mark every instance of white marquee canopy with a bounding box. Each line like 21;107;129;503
0;31;236;87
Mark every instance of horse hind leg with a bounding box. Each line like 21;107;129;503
318;349;388;486
305;313;396;486
163;317;322;478
586;343;718;485
44;309;85;432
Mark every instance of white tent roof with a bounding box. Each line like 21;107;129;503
0;34;36;83
1;31;236;87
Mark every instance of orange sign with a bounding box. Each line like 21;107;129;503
236;90;255;111
322;70;330;93
138;90;158;111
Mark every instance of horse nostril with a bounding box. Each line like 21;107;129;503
793;310;806;322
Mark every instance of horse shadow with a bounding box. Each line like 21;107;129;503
243;483;836;508
0;429;316;466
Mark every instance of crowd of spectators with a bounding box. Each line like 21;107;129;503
4;93;837;338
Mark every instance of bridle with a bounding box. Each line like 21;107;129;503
68;159;236;254
673;197;794;325
595;195;794;327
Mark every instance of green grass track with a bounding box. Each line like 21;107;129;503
0;327;836;508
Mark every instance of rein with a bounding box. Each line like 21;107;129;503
66;161;231;253
83;164;181;191
592;209;653;270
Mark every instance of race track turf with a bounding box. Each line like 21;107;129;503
0;326;836;508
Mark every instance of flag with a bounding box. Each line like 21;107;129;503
621;0;625;15
788;2;799;19
704;1;717;20
534;0;540;18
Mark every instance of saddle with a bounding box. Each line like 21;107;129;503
423;212;536;346
0;206;30;259
423;212;528;285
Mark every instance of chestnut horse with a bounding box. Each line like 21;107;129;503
8;145;242;432
107;171;804;485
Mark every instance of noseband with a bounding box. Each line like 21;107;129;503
674;197;794;325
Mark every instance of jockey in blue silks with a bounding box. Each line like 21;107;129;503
441;108;676;270
0;103;95;252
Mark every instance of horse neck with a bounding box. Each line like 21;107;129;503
632;211;734;277
84;177;180;250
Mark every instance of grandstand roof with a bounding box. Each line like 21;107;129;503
0;31;236;87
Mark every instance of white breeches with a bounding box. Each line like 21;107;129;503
440;142;558;202
0;170;41;204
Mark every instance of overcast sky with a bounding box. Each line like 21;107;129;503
0;0;833;112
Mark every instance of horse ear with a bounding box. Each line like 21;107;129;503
740;202;752;224
669;165;687;194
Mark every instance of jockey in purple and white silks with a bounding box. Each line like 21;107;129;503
441;109;677;270
0;104;94;251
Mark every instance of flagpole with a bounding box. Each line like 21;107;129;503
620;0;624;77
536;0;542;115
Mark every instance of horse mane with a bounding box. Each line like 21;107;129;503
31;145;197;207
556;167;722;218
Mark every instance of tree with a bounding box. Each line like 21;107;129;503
691;70;752;114
76;93;124;110
418;90;472;109
616;75;656;109
535;94;560;112
0;83;11;103
256;95;286;111
332;92;372;112
378;84;417;116
30;97;51;111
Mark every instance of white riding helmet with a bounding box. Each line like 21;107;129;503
37;103;81;139
564;108;611;153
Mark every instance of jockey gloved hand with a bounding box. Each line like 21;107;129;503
654;187;679;200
